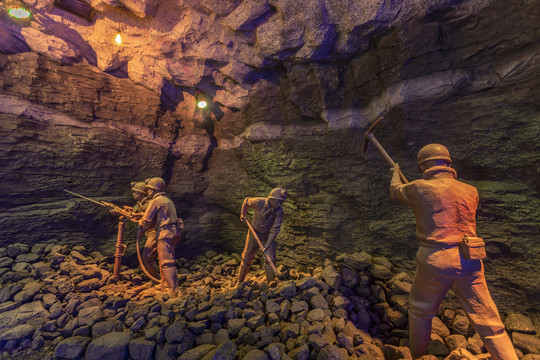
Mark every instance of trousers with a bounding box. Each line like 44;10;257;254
409;246;518;360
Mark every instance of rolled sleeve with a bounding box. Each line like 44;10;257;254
390;182;411;205
141;201;158;228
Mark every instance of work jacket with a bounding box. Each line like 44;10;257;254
141;192;180;233
390;166;479;248
242;197;283;236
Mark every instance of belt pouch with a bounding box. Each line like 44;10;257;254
460;235;486;260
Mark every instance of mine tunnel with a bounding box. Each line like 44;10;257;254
0;0;539;359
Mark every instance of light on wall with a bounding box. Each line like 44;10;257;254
5;0;31;19
113;32;123;46
196;90;208;109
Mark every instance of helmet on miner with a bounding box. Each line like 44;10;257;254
146;177;166;191
268;188;287;201
417;144;452;171
130;181;147;194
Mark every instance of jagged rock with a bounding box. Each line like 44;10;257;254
317;344;347;360
85;332;132;360
383;344;413;360
369;264;393;281
522;355;540;360
443;348;477;360
78;306;103;327
0;324;35;342
431;317;451;338
16;253;40;263
0;257;14;268
7;243;30;258
228;318;246;337
278;281;297;298
341;252;373;271
77;278;101;292
0;301;49;333
0;283;22;302
504;313;536;334
428;334;450;357
92;321;116;338
178;344;217;360
297;277;317;290
243;348;269;360
452;315;470;336
444;334;467;351
265;300;280;314
310;294;329;309
321;266;343;289
54;336;92;360
512;332;540;354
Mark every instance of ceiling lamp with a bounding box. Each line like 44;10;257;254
54;0;95;22
5;0;31;19
113;32;123;46
196;90;208;109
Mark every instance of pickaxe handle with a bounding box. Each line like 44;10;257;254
244;219;281;282
363;118;408;184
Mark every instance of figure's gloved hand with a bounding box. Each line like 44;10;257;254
390;163;400;173
240;215;247;223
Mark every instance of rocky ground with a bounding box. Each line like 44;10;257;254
0;243;539;360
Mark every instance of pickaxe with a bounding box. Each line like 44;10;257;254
362;117;408;184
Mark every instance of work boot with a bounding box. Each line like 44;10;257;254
265;263;275;283
482;332;519;360
161;266;179;297
408;311;432;359
238;263;250;283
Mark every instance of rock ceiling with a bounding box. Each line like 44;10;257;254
2;0;509;117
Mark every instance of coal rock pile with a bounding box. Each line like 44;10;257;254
0;243;539;360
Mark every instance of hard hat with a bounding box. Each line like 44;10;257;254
268;188;287;200
417;144;452;170
130;181;147;194
146;177;166;191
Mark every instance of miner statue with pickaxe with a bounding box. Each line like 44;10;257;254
237;188;287;284
363;118;518;360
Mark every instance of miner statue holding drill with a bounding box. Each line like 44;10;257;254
138;177;183;297
389;144;518;360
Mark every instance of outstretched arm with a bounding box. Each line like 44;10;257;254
389;164;410;203
240;198;250;222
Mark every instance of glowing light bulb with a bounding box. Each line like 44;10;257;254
8;7;30;18
195;91;208;109
114;33;123;45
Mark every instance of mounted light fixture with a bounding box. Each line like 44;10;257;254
196;90;208;109
5;0;31;19
54;0;95;22
113;32;123;46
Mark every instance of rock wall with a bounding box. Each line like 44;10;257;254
0;0;539;315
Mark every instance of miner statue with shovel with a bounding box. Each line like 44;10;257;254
363;118;518;360
237;188;287;285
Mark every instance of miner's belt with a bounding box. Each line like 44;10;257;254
419;240;461;249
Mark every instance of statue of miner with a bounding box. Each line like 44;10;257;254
138;177;183;297
130;181;159;280
238;188;287;284
390;144;518;360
